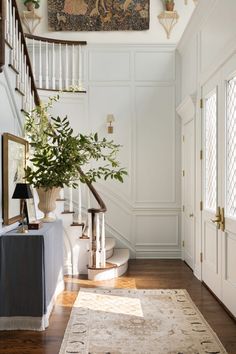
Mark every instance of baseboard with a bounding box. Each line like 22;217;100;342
64;264;73;275
194;263;201;280
136;250;182;259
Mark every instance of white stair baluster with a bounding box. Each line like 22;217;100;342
5;0;9;42
45;41;49;89
72;44;75;87
77;180;82;224
16;32;21;89
21;46;25;93
39;40;42;88
96;214;100;268
78;45;83;91
88;212;93;267
101;213;106;267
11;6;15;66
69;185;73;212
59;44;62;90
9;0;13;47
23;60;26;110
15;20;19;71
65;44;68;89
32;38;35;78
52;42;55;89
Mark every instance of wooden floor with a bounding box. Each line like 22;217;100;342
0;260;236;354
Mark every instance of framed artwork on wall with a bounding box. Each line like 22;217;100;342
48;0;149;31
2;133;28;225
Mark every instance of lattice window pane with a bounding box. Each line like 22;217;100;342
204;92;217;211
226;76;236;217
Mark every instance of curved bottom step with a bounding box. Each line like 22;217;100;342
106;237;116;259
88;249;129;281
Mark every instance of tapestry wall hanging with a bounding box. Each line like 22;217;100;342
48;0;149;31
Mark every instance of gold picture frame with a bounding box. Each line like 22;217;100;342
2;133;28;225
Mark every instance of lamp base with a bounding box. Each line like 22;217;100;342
17;225;28;234
108;126;113;134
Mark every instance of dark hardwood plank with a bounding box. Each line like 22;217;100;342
0;260;235;354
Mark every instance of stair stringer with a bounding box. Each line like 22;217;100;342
105;224;135;258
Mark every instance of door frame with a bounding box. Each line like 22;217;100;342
177;95;196;267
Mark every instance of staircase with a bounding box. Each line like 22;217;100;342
54;190;130;280
0;0;130;281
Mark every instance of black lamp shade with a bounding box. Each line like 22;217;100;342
12;183;33;199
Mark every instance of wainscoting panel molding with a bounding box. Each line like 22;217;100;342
135;51;175;82
37;44;181;258
88;50;131;82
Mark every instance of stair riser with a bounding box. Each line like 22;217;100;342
88;261;128;281
106;248;114;259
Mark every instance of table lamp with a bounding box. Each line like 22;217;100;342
12;183;33;234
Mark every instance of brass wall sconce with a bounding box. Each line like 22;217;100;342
107;114;115;134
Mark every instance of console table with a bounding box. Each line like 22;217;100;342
0;220;64;331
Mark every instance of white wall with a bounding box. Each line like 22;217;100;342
17;0;195;44
0;0;196;256
177;0;236;278
40;43;182;258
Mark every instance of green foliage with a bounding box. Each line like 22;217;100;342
24;95;127;189
23;0;40;9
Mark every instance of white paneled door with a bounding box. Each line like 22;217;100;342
183;118;195;269
202;56;236;317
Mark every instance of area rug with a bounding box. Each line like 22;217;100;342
59;288;228;354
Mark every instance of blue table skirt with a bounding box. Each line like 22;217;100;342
0;220;64;330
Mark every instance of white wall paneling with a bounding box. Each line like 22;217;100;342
89;51;131;82
135;214;179;246
135;211;181;259
135;84;177;206
40;44;181;258
134;51;175;82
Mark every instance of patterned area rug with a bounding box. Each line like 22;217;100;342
59;288;228;354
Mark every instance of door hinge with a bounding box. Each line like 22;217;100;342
182;170;185;177
182;135;185;143
200;201;203;211
182;205;185;212
200;150;203;160
200;252;203;263
200;98;203;109
182;240;185;248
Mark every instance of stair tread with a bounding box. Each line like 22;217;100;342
105;237;115;251
106;248;129;267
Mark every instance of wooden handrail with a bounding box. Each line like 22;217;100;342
78;167;107;214
25;33;87;46
12;0;40;105
0;0;5;73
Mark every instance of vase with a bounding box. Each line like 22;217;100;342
166;2;175;11
36;187;61;222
